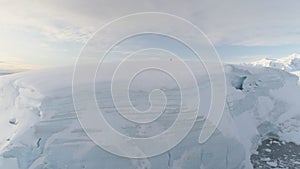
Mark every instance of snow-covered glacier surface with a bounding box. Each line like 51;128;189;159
0;61;300;169
249;53;300;80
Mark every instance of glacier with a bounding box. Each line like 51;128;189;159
249;53;300;80
0;61;300;169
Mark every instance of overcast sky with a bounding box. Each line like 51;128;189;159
0;0;300;70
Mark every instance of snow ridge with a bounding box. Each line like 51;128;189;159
249;53;300;73
0;77;43;168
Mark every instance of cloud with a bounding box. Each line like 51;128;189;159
0;0;300;69
0;1;94;43
0;59;41;72
0;0;300;53
21;0;300;46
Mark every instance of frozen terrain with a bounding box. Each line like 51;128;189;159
249;53;300;80
251;137;300;168
0;60;300;169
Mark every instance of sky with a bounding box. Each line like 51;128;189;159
0;0;300;71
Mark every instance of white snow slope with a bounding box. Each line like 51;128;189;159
0;61;299;169
249;53;300;78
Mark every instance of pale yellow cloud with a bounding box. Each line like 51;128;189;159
0;57;41;72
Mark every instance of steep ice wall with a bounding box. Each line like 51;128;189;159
226;65;300;167
0;75;43;168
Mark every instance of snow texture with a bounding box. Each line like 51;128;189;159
0;60;299;169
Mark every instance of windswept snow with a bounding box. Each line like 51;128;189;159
0;61;299;168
